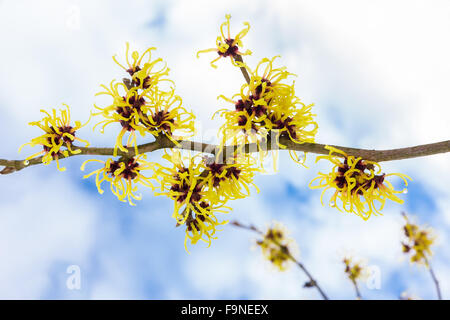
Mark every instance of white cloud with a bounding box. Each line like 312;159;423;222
0;170;98;298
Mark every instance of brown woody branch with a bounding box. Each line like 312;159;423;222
1;135;449;175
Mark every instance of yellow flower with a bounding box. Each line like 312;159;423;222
19;104;90;171
155;151;240;217
197;14;251;68
401;213;435;266
203;154;260;202
93;80;149;156
343;256;367;282
216;92;269;141
265;89;318;165
309;146;411;220
93;81;195;156
215;57;293;140
247;56;296;104
143;88;196;144
215;87;275;167
154;150;261;251
154;150;209;222
216;57;317;166
257;222;295;271
81;153;155;206
184;200;229;251
112;42;172;90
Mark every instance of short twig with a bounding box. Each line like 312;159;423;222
231;220;330;300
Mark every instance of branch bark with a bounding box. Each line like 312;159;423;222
1;135;449;175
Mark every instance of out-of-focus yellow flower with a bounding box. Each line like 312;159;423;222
343;256;367;282
342;255;368;299
19;104;90;171
400;291;421;300
309;146;411;220
81;153;155;206
401;213;435;266
257;222;296;271
112;42;172;90
197;14;251;68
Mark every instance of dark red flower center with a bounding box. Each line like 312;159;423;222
268;114;297;139
218;38;239;58
126;66;141;77
107;158;139;180
170;167;203;203
43;126;76;158
152;110;175;134
116;94;146;131
254;79;272;100
334;159;385;194
206;162;241;187
186;202;211;231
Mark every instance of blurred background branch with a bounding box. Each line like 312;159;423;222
231;220;330;300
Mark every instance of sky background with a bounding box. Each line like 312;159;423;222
0;0;449;299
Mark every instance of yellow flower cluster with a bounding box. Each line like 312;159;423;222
94;43;195;157
79;40;263;250
309;146;411;220
80;43;196;209
19;104;90;171
17;16;424;255
401;213;435;265
197;14;251;68
154;150;259;251
81;154;156;206
203;154;260;201
257;223;295;271
343;256;366;282
216;56;318;165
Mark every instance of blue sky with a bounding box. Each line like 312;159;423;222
0;0;449;299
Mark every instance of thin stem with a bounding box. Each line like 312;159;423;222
351;279;362;300
286;253;330;300
1;135;449;175
230;220;263;235
425;257;442;300
428;266;442;300
234;55;251;84
230;220;330;300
